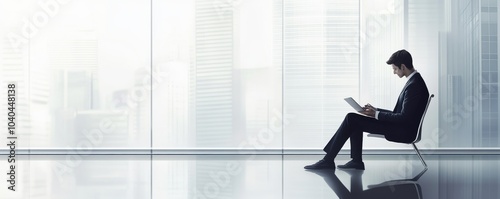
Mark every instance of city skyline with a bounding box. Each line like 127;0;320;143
0;0;498;151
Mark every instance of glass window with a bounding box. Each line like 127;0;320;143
483;99;491;112
483;41;491;52
491;72;498;82
283;0;360;149
491;41;498;53
0;0;152;149
1;0;499;150
483;72;491;83
483;85;490;94
492;84;498;93
491;97;499;110
152;0;283;149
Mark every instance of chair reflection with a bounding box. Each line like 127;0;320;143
308;168;427;199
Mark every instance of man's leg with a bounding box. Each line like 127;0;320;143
304;113;358;169
323;113;363;161
324;113;390;163
350;126;363;162
305;113;388;170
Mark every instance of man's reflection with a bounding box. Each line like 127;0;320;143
308;169;426;199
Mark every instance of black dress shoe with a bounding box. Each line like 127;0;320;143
304;159;335;170
337;160;365;170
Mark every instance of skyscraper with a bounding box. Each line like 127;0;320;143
194;0;237;147
438;0;498;147
128;67;151;147
284;0;360;148
478;0;499;147
48;30;100;147
193;0;240;197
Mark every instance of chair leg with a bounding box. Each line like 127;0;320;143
412;143;428;169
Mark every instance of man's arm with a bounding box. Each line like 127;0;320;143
377;83;427;123
374;108;391;119
363;104;390;119
376;108;392;113
365;104;391;113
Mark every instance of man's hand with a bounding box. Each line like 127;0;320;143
359;103;376;118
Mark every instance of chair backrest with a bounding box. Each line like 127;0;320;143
412;94;434;144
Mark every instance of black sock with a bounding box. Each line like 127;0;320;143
352;158;362;163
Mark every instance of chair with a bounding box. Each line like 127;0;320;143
367;94;434;169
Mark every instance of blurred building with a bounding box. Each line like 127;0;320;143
48;30;99;147
439;0;499;147
284;0;360;148
193;0;243;148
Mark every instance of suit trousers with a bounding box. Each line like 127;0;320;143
323;112;395;161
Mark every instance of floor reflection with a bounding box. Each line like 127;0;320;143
152;155;283;199
1;154;499;198
308;168;426;199
0;155;152;199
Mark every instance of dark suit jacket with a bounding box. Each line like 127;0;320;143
377;72;429;143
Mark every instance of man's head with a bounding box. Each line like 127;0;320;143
386;49;414;78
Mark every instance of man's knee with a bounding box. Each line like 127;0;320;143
345;112;362;127
346;112;358;120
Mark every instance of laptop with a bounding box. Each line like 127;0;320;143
344;97;364;112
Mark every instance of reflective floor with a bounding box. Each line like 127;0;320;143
2;154;500;198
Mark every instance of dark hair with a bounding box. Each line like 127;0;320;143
386;49;413;69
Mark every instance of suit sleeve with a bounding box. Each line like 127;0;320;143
376;108;392;113
377;83;425;123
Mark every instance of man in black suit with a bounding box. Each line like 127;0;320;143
305;49;430;170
